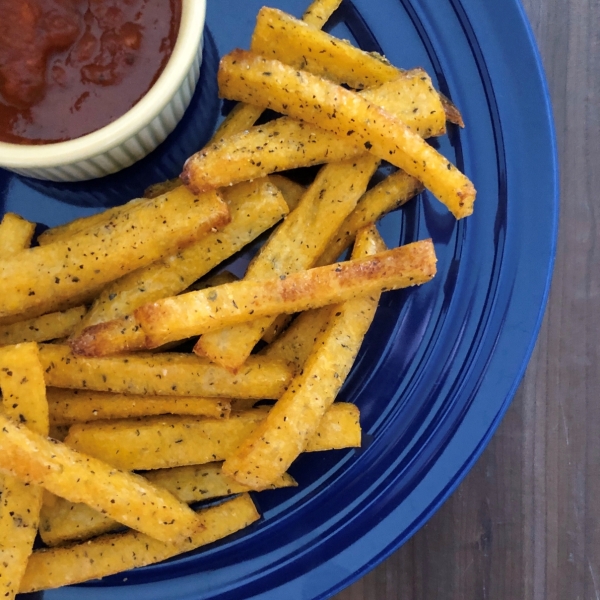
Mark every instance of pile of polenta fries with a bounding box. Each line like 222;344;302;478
0;0;475;595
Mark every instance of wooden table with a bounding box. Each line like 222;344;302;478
335;0;599;598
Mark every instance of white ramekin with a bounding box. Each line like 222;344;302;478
0;0;206;182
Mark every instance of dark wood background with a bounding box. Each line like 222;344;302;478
335;0;600;598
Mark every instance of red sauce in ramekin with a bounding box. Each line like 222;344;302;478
0;0;182;144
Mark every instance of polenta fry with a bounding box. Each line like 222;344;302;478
0;412;205;544
0;305;86;346
185;118;363;192
0;213;35;256
40;344;294;399
0;343;49;436
70;314;147;356
64;403;361;471
131;240;437;349
305;401;361;451
39;464;295;546
215;50;475;218
301;0;342;27
252;6;463;126
67;410;265;471
252;7;399;89
268;196;406;343
222;226;385;488
21;494;259;593
260;307;333;369
36;196;148;246
0;343;48;600
268;174;306;211
0;287;100;329
261;167;423;343
260;312;293;345
145;462;296;503
47;388;230;425
227;401;362;449
209;103;265;143
0;187;230;319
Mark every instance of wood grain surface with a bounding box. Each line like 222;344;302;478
334;0;600;598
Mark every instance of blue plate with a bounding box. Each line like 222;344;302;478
6;0;557;598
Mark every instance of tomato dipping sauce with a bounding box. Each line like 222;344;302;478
0;0;182;144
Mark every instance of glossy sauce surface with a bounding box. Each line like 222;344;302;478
0;0;181;144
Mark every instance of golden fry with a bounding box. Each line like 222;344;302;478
222;226;385;488
64;403;360;471
250;6;400;89
40;344;294;399
39;464;295;546
0;412;204;544
0;288;99;329
260;307;333;369
209;103;265;143
301;0;342;26
0;213;35;257
0;343;48;600
260;312;293;345
261;168;423;343
184;118;362;192
218;221;404;358
0;188;230;319
358;70;446;137
70;314;147;356
0;343;49;436
37;197;148;246
305;401;361;450
0;305;86;346
252;6;461;129
40;495;119;547
268;174;306;211
64;410;268;471
132;240;436;349
145;462;296;503
252;7;399;88
216;50;475;218
22;494;259;593
47;388;230;425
